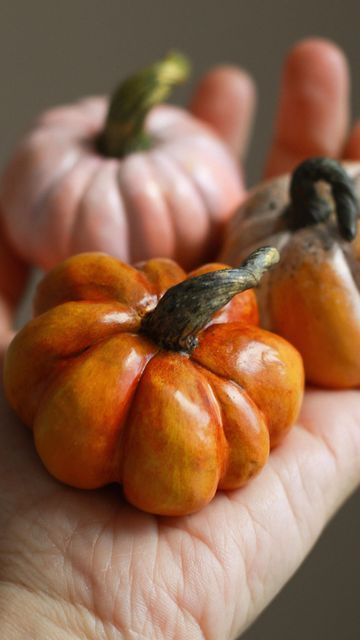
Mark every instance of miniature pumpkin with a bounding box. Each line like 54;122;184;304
0;52;242;271
220;157;360;388
4;248;304;516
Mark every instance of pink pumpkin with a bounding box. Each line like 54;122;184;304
0;53;242;270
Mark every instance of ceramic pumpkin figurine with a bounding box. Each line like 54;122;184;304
4;247;304;516
0;52;242;271
220;157;360;388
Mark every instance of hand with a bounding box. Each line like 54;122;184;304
0;38;359;640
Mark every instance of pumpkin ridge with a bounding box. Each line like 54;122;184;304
31;144;84;225
66;155;105;258
41;154;100;264
110;340;160;482
158;150;212;265
33;333;157;488
165;147;209;214
120;351;222;515
136;256;186;297
147;151;185;264
191;321;304;447
191;359;269;489
191;351;246;392
99;334;159;484
190;359;233;480
34;253;157;316
117;153;176;265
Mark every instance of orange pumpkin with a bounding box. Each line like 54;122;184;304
4;248;303;516
220;157;360;388
0;52;242;271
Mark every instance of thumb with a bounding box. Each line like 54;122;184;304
189;65;256;158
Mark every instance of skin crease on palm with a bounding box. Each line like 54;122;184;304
0;38;359;640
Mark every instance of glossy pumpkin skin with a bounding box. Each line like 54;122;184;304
0;99;241;272
4;253;304;516
220;160;360;388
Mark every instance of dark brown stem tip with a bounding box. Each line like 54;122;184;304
288;157;359;241
141;246;279;352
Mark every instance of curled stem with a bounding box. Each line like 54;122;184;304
287;157;358;241
141;247;280;352
100;51;190;158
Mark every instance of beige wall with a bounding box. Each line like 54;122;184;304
1;2;359;638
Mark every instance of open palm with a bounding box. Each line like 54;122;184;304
0;39;359;640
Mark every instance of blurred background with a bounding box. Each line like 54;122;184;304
1;1;359;638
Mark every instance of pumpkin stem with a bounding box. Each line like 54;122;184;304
98;51;190;158
286;157;358;241
141;247;280;353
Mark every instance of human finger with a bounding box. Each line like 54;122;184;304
265;38;350;177
189;65;256;159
